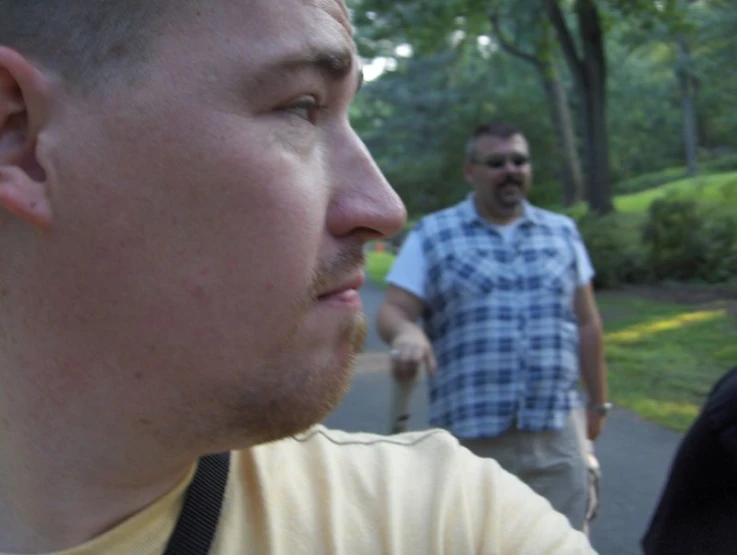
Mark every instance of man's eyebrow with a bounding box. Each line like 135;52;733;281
255;46;363;93
273;48;354;80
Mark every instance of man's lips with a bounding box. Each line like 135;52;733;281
317;272;366;300
498;182;522;195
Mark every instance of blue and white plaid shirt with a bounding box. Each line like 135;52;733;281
411;196;587;439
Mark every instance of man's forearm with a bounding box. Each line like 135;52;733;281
376;303;422;346
579;319;607;404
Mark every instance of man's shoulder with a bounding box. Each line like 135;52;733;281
527;203;578;232
415;199;470;231
243;425;474;474
281;425;464;457
227;426;595;553
234;426;493;514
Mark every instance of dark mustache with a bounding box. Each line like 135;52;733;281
499;177;522;187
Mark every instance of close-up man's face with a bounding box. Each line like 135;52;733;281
12;0;405;448
465;133;532;213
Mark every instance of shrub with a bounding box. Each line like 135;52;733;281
528;179;564;208
642;194;706;281
700;207;737;283
718;177;737;203
642;193;737;283
575;211;651;289
701;153;737;175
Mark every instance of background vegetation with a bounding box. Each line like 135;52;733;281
351;0;737;430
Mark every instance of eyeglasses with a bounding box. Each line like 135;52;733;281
474;154;530;169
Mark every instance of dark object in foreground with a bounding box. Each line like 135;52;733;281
642;366;737;554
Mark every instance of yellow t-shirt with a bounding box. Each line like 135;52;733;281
15;426;596;554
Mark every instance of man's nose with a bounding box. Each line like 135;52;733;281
326;131;407;242
503;158;520;172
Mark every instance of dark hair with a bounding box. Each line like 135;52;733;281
0;1;183;93
465;122;525;161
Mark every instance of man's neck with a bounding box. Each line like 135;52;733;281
0;456;193;554
474;198;523;226
0;408;194;553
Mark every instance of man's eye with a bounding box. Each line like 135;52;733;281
283;96;325;125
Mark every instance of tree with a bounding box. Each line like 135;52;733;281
675;36;699;176
353;0;589;207
352;46;561;214
544;0;613;213
488;4;584;205
349;0;737;216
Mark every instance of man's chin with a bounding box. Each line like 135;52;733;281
251;361;357;446
298;315;366;421
497;190;523;209
248;314;367;445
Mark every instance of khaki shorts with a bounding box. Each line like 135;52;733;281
459;412;589;531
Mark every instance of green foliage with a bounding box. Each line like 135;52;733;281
559;172;737;290
614;166;691;195
614;156;737;195
700;208;737;284
614;171;737;213
642;194;706;281
606;36;685;184
353;48;561;216
690;3;737;149
374;170;737;291
702;154;737;175
642;192;737;283
574;212;651;289
718;176;737;202
349;0;737;216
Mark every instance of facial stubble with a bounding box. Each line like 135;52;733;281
219;248;368;446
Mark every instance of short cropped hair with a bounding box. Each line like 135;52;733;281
0;1;183;92
465;122;525;162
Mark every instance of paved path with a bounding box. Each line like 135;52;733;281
323;281;685;555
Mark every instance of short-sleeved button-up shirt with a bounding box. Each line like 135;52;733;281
413;196;587;439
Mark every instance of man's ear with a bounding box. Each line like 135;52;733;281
0;46;53;230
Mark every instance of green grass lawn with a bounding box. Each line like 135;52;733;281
598;294;736;432
614;156;737;195
614;170;737;213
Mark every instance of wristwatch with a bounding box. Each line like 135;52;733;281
587;402;614;417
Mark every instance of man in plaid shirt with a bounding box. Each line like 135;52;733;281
377;122;609;532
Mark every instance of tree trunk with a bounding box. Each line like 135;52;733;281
577;0;612;214
540;61;584;206
676;37;699;176
546;0;614;214
585;69;612;213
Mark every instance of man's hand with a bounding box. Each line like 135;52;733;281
586;409;605;441
390;326;437;380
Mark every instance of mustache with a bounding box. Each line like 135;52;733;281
499;176;523;187
309;247;365;299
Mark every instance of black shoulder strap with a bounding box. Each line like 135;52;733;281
163;452;231;555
